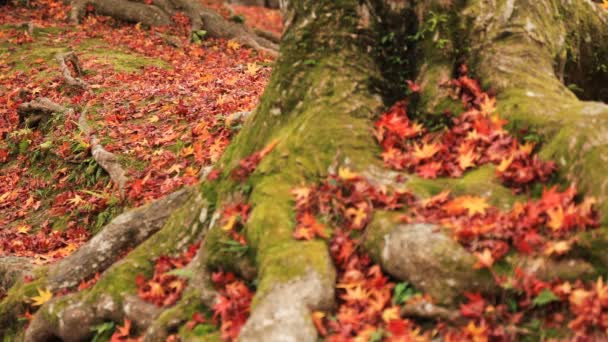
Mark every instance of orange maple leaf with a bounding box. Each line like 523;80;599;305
345;202;369;230
413;142;440;160
546;206;564;231
444;196;490;217
473;249;494;269
110;319;131;341
496;155;514;173
478;94;496;116
458;150;478;170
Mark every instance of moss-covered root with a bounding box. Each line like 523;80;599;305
365;211;597;306
23;191;208;341
47;187;193;291
142;240;219;341
455;0;608;221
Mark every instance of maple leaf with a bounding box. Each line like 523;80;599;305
543;240;573;256
444;196;489;217
338;167;359;181
405;79;421;93
227;40;241;50
478;94;496;116
110;319;132;341
460;196;490;217
291;187;311;204
67;193;85;206
421;190;451;208
416;162;442;179
345;202;370;230
496;155;514;173
458;150;477;170
546;206;564;231
381;306;401;322
413;142;440;160
245;63;261;76
222;215;238;231
340;285;369;303
30;287;53;306
473;249;494;269
16;224;31;234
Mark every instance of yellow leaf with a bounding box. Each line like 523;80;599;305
546;206;564;231
496;156;514;173
445;196;490;217
381;306;401;322
519;142;535;155
479;94;496;116
16;224;31;234
543;240;572;256
227;40;241;50
246;63;261;76
180;146;194;157
473;248;494;269
413;142;440;160
30;288;53;306
338;167;358;180
603;0;608;10
222;215;237;232
458;150;477;170
67;194;85;206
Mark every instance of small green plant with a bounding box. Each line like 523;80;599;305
91;321;115;342
392;281;419;305
218;240;250;257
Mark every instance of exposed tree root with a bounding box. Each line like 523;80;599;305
56;52;88;89
17;97;66;126
24;190;209;340
401;300;462;323
19;95;130;191
0;257;34;295
366;210;597;305
69;0;279;56
78;104;129;191
47;187;192;290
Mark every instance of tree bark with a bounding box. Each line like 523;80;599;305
1;0;608;340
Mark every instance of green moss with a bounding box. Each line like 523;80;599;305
82;47;170;73
87;191;204;304
0;276;48;335
407;165;520;209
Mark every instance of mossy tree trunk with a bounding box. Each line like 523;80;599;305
2;0;608;340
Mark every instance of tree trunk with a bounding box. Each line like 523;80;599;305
2;0;608;340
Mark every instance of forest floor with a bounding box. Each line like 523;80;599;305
0;0;279;264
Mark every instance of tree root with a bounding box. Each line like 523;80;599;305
365;211;598;305
69;0;278;56
56;52;88;89
401;300;462;323
19;96;130;191
47;187;192;290
78;104;129;192
0;257;34;295
17;97;66;126
24;190;210;340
